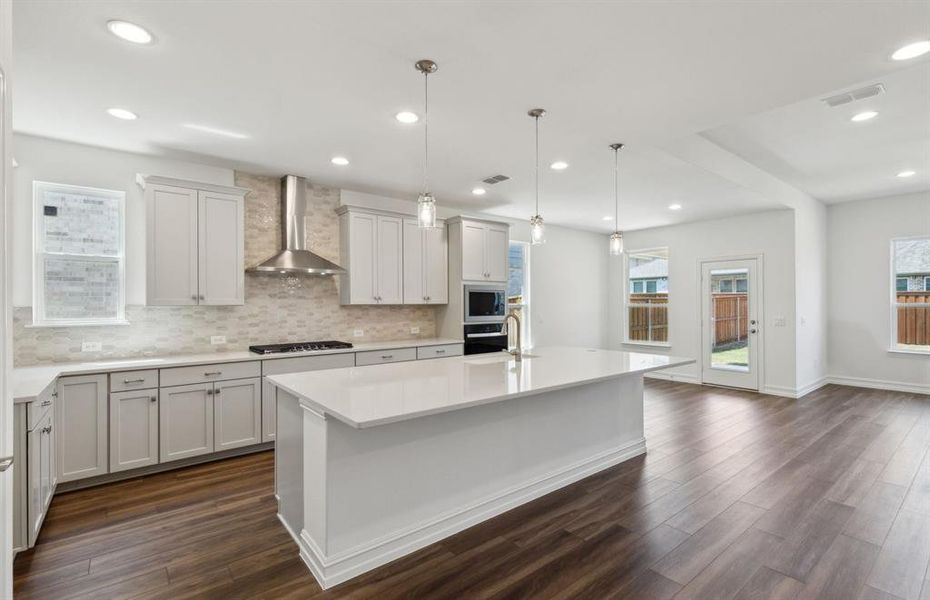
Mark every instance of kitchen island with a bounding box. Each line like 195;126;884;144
268;346;693;589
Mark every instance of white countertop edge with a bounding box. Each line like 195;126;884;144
12;338;463;404
267;355;695;430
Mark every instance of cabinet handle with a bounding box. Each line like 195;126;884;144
150;396;157;403
207;388;214;395
51;391;58;398
381;355;393;360
436;349;445;354
123;378;146;384
215;388;222;395
204;371;222;377
42;425;52;435
41;400;51;407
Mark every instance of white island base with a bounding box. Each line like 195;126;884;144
270;347;692;589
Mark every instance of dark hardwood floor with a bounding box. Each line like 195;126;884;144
13;381;930;599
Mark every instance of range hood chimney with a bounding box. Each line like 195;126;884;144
247;175;346;275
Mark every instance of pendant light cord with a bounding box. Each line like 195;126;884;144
534;115;539;216
614;146;619;225
423;71;429;193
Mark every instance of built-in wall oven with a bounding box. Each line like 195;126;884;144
464;285;507;323
464;322;508;355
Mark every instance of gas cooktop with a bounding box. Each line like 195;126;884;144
249;340;353;355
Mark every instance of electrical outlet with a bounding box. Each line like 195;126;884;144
410;326;420;335
773;316;787;327
82;341;102;352
211;335;227;345
354;329;364;337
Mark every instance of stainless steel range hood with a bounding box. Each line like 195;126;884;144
247;175;346;275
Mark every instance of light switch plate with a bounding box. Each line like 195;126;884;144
211;336;227;345
354;329;364;337
82;341;102;352
410;326;420;335
774;316;787;327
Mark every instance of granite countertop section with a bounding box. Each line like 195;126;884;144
12;338;463;404
267;346;695;429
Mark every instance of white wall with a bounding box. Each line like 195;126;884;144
794;199;828;392
11;134;234;306
608;210;798;393
827;192;930;393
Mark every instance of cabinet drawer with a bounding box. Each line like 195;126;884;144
160;361;260;387
262;353;355;376
110;369;159;392
27;381;56;431
417;344;463;360
355;347;417;366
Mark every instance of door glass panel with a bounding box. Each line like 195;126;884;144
710;268;749;372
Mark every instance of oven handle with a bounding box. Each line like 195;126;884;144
466;332;507;338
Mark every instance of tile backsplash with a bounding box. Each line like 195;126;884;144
13;172;438;366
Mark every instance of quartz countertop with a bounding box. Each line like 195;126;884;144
266;346;694;429
12;338;462;404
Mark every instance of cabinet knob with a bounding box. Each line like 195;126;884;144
199;294;206;301
41;400;51;407
150;396;157;402
191;295;198;301
207;388;214;395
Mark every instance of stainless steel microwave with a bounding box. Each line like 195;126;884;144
464;285;507;323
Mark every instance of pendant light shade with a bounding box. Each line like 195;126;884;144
416;59;438;228
608;143;624;255
528;108;547;245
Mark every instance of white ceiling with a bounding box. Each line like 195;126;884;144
705;63;930;204
11;1;930;231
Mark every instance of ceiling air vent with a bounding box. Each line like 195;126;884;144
481;174;510;185
821;83;885;108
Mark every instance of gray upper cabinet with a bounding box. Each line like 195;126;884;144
141;175;247;306
450;217;509;283
338;207;405;305
403;218;448;305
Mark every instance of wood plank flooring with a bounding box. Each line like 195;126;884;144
13;381;930;600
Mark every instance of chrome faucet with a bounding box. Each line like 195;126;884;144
505;310;522;362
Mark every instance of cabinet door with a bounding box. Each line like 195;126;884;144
159;383;214;462
27;411;51;546
348;212;377;304
424;223;448;303
461;221;487;281
261;379;276;442
198;190;244;305
214;378;261;451
377;215;403;304
109;390;159;472
57;374;108;482
402;219;425;304
146;184;199;305
485;223;510;282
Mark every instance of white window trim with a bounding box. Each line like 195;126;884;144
890;236;929;354
622;246;670;347
32;180;127;327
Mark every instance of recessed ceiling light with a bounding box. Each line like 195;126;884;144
850;111;878;122
601;216;614;221
106;107;137;120
668;203;682;211
106;20;153;44
892;40;930;61
897;170;916;178
395;111;419;124
471;187;486;196
331;156;349;166
550;161;568;171
183;123;249;139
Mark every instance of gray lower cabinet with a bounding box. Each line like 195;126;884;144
13;381;57;553
109;389;159;472
28;408;54;547
214;377;261;451
57;374;108;483
159;383;215;463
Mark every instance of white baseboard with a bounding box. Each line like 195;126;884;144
293;438;647;590
826;375;930;396
645;371;700;384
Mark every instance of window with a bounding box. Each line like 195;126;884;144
625;248;669;344
508;241;531;347
891;237;929;351
736;278;748;293
720;279;733;293
925;276;930;292
33;181;126;326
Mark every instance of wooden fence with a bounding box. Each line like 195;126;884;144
628;294;668;342
712;293;748;347
897;292;930;347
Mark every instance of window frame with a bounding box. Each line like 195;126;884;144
623;247;670;348
507;240;532;349
890;236;930;354
32;180;128;327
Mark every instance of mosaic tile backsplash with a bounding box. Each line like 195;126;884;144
13;172;438;366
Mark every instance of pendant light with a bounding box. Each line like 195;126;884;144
415;59;438;228
528;108;546;245
608;143;624;255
